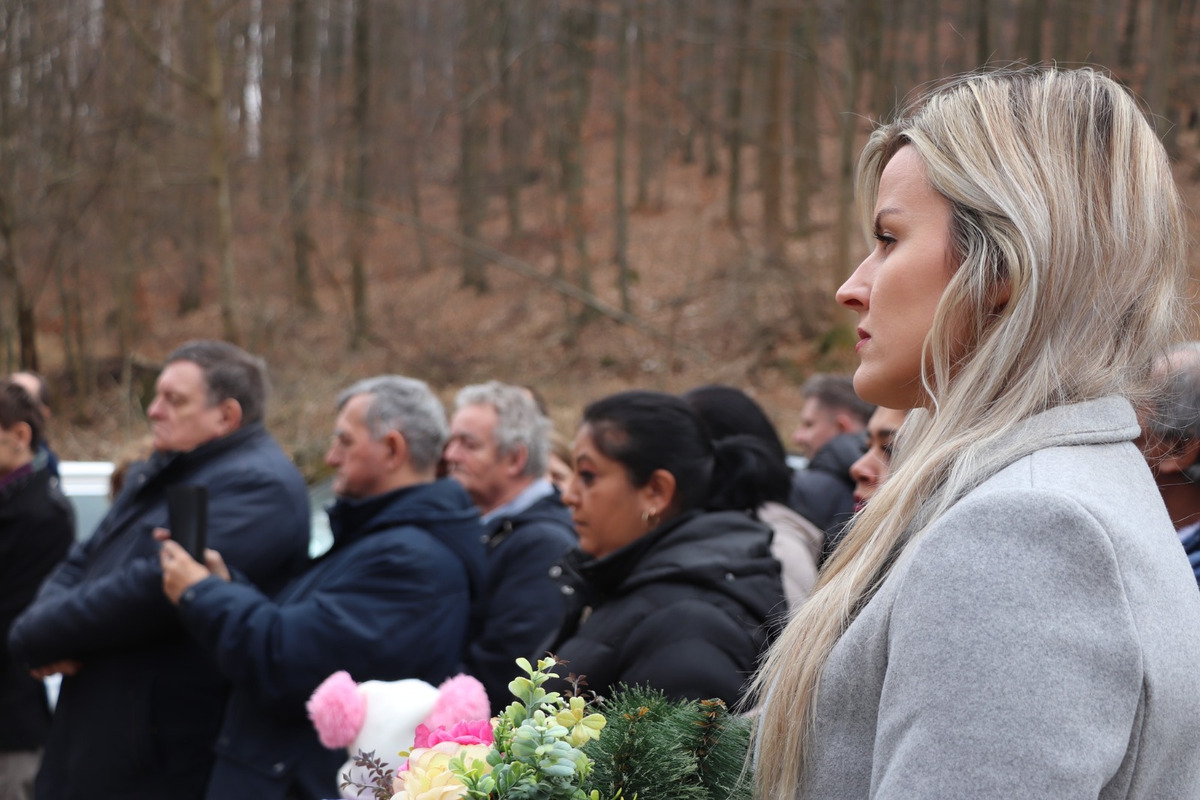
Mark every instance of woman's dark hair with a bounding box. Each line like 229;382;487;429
682;385;792;505
582;390;778;514
0;381;45;449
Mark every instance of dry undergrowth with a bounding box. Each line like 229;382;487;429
40;131;1200;480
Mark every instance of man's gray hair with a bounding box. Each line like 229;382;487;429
338;375;448;472
1148;343;1200;457
801;373;875;426
166;340;269;425
455;381;550;478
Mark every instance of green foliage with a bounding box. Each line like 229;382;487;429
582;687;753;800
456;656;614;800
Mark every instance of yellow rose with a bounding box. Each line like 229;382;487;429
392;742;491;800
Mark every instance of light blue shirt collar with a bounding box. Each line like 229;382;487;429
481;477;556;524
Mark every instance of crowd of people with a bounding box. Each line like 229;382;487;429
2;65;1200;800
2;339;861;800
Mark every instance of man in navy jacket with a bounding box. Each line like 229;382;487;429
444;381;576;713
8;341;311;800
160;375;487;800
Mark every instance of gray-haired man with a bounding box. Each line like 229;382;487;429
444;381;576;712
161;374;487;800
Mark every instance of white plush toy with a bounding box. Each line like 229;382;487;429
307;671;490;799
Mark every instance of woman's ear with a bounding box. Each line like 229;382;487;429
641;468;678;517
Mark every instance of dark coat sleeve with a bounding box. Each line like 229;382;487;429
7;529;172;667
176;528;473;714
8;464;309;668
466;518;576;711
194;466;311;597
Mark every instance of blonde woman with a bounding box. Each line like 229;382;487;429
753;67;1200;799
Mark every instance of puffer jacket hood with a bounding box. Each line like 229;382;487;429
566;509;780;621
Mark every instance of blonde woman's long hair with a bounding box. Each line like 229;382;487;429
752;66;1189;799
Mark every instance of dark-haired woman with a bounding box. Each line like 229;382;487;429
545;390;785;705
683;384;823;609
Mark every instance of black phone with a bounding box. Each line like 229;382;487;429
166;484;208;561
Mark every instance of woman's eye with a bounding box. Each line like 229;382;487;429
578;470;595;486
873;232;896;249
881;442;895;460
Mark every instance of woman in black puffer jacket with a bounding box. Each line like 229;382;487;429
543;390;786;706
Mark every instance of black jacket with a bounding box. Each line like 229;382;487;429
464;488;577;713
181;478;487;800
0;464;73;752
788;431;864;544
546;509;783;706
8;423;311;800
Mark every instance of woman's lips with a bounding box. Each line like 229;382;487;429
855;328;870;353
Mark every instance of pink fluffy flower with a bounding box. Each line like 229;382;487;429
305;671;365;749
412;719;494;750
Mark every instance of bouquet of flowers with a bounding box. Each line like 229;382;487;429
341;656;753;800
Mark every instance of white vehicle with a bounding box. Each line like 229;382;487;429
58;461;115;540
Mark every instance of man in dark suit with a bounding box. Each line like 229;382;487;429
8;341;311;800
159;375;486;800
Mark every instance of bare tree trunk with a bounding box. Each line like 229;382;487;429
791;0;820;237
634;2;657;211
1092;0;1124;68
457;0;490;292
0;3;36;370
57;253;90;400
386;2;432;273
976;0;990;67
700;1;721;177
561;4;599;328
614;0;632;313
499;0;529;239
676;0;698;165
201;0;241;344
287;0;318;312
1147;0;1184;156
1052;0;1081;62
1117;0;1140;72
348;0;373;346
760;2;788;267
925;0;942;81
725;0;754;228
1016;0;1045;64
835;0;868;301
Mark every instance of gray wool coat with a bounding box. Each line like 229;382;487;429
802;397;1200;799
